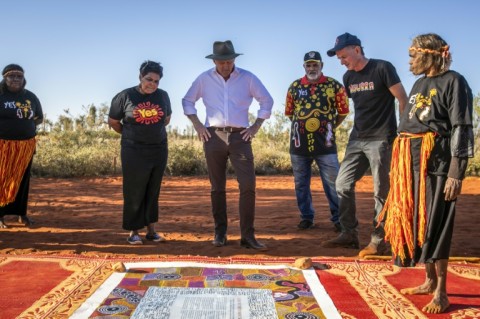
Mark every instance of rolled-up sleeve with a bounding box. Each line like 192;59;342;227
250;75;273;120
182;77;202;115
336;86;350;116
285;88;294;120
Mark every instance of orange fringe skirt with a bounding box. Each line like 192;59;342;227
0;138;36;207
377;132;435;262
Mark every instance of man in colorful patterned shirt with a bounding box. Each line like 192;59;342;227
285;51;349;231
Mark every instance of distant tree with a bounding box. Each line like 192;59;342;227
85;104;97;130
473;93;480;136
38;114;53;132
260;110;290;138
81;103;110;130
166;125;181;139
75;115;86;131
183;124;197;140
473;93;480;159
55;115;73;131
97;103;110;129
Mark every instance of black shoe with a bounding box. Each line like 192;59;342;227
323;232;359;249
240;237;268;251
212;234;227;247
333;223;342;233
297;220;314;230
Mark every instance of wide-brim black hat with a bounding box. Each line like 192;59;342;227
205;40;242;60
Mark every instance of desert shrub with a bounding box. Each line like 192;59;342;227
33;131;120;177
254;150;291;175
465;159;480;176
252;132;291;175
166;139;207;175
31;98;480;177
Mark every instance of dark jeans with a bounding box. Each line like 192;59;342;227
290;153;339;224
204;128;256;239
335;139;392;243
121;141;168;231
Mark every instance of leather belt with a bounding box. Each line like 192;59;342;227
210;126;245;133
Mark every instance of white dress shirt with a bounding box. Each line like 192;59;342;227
182;66;273;128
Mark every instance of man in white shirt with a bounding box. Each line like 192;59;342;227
182;40;273;251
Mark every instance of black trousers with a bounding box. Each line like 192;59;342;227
204;128;256;239
0;160;32;217
121;141;168;231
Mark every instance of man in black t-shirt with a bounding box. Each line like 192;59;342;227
323;33;408;257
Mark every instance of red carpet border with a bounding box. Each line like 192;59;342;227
0;254;478;319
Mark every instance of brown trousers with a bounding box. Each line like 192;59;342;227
204;128;256;239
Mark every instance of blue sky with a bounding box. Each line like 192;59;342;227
2;0;478;130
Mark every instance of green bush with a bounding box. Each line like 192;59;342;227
465;158;480;176
166;139;207;176
31;100;480;177
252;135;291;175
33;131;120;177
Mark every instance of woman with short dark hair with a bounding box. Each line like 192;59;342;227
108;60;171;244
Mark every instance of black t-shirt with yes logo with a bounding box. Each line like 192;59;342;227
109;86;172;145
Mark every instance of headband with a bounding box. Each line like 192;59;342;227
409;45;450;58
2;70;24;77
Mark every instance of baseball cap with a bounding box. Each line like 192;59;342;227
327;33;362;57
304;51;322;63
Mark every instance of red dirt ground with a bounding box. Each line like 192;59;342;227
0;176;478;259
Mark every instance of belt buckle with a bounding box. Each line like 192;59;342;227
217;126;232;132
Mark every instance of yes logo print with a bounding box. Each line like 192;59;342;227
15;99;33;119
133;101;164;125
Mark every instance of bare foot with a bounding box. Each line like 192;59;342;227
400;281;436;295
0;218;8;229
422;293;450;314
358;243;377;258
18;216;34;226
